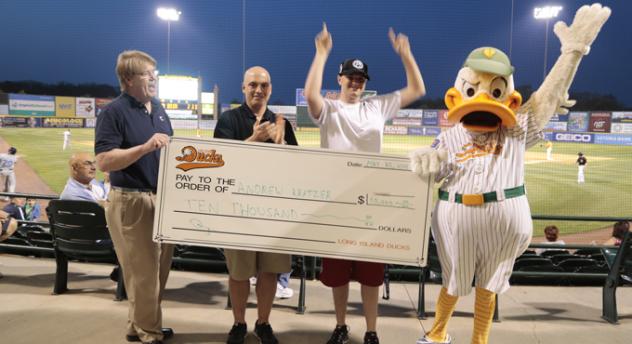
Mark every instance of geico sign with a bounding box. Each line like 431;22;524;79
555;133;592;142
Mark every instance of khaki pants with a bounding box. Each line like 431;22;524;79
105;188;174;342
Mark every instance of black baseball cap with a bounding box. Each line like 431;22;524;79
8;147;16;155
339;58;370;80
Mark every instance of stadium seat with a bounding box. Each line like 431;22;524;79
550;253;578;264
603;231;632;324
557;258;599;272
540;249;570;258
574;248;602;257
46;200;126;301
516;252;539;260
511;265;566;285
513;257;554;270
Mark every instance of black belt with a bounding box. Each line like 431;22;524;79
111;186;156;194
438;185;525;206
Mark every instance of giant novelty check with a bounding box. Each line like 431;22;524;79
153;137;433;266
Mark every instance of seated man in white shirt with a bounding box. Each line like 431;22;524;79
60;152;107;204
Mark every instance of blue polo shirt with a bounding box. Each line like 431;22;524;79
95;93;173;191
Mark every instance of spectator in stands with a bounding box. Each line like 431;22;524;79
0;209;18;242
24;198;41;221
60;152;107;204
3;197;26;221
604;221;630;246
95;50;174;344
214;65;297;344
536;225;566;255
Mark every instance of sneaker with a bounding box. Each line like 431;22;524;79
226;323;247;344
326;325;349;344
364;331;379;344
416;334;452;344
275;283;294;299
253;322;279;344
250;276;257;286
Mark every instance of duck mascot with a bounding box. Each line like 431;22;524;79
410;4;610;344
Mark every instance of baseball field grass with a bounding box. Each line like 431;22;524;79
1;127;630;240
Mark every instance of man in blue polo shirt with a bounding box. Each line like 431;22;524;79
95;50;174;344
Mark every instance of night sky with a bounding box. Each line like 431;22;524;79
1;0;630;106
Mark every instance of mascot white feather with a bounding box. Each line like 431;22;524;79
411;4;610;344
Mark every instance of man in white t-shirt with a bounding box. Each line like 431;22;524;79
304;23;426;344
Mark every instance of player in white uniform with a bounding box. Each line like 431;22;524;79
62;129;71;150
305;23;425;344
0;147;18;198
411;5;610;344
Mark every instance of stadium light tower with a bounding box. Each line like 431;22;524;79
534;5;562;81
157;7;181;74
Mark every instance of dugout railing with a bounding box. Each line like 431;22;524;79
1;193;629;321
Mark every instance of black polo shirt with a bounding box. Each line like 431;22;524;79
214;103;298;146
95;93;173;191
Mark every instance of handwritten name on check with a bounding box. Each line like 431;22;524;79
153;137;433;266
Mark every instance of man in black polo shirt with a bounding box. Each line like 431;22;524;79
214;66;297;344
95;50;174;344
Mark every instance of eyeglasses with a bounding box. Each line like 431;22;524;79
135;69;159;79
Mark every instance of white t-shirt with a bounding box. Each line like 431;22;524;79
311;92;401;153
63;130;71;141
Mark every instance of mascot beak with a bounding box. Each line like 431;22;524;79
445;87;522;132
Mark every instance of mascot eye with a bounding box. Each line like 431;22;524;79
490;78;507;99
461;80;478;98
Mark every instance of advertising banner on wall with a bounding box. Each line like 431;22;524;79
611;112;632;123
55;96;76;117
392;118;422;126
567;112;590;132
589;112;611;133
438;110;451;127
95;98;112;116
384;125;408;135
551;132;594;143
408;126;441;136
397;109;423;118
76;97;96;117
611;123;632;134
422;110;439;126
9;94;55;116
594;134;632;146
549;113;569;122
42;117;84;128
0;116;38;127
85;118;97;128
545;121;568;131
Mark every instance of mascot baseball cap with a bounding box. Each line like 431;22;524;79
463;47;514;77
339;58;370;80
